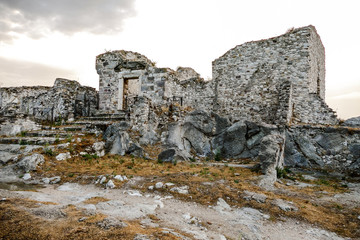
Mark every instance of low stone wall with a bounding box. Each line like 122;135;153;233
0;78;98;121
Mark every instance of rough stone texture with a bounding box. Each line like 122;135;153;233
343;116;360;127
97;217;127;229
163;110;279;160
285;125;360;174
0;78;98;121
96;50;213;114
271;199;298;212
157;148;186;163
258;133;285;189
212;25;338;125
212;121;247;158
92;141;105;157
105;131;130;155
16;153;45;172
0;118;40;136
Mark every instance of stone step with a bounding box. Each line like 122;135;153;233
40;125;91;132
71;121;121;132
0;137;65;145
79;115;127;121
24;130;73;138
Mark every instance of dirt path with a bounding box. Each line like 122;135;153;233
0;183;347;240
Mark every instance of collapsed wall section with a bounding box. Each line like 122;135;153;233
0;78;98;121
96;51;212;113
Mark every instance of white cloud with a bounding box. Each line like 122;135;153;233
0;0;136;42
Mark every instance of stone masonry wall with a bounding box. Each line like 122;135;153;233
96;50;155;113
0;78;98;121
96;51;213;113
212;25;338;126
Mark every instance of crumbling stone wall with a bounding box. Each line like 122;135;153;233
212;25;338;126
96;51;213;113
0;87;50;116
0;78;97;121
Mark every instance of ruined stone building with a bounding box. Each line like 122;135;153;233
0;78;97;122
0;25;338;127
95;25;338;126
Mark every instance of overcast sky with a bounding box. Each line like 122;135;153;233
0;0;359;119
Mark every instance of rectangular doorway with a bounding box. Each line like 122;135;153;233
122;77;140;110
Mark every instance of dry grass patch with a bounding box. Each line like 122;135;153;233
83;197;110;205
0;198;190;240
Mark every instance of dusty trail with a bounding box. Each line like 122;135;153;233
0;182;346;240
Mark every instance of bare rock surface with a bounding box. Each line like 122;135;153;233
0;183;347;240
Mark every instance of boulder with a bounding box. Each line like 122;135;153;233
271;199;298;212
182;123;211;156
22;173;31;180
126;143;143;157
343;116;360;127
212;121;247;158
104;128;130;155
97;217;127;229
103;122;130;139
294;135;324;166
184;110;230;136
16;153;44;172
157;148;186;163
106;180;115;189
349;143;360;159
315;133;344;153
284;133;310;167
139;129;159;145
55;152;71;161
92;141;105;157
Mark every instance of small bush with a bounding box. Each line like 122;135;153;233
276;167;295;180
43;147;55;156
83;154;99;161
214;148;222;161
20;131;27;137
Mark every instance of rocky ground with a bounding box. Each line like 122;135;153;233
0;122;360;240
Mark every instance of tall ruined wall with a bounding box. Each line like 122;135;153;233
96;50;155;113
0;78;98;121
212;25;338;125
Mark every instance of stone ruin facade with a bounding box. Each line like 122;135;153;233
0;25;338;127
95;50;212;114
1;25;358;177
96;25;338;126
0;78;97;122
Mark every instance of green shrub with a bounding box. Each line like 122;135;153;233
43;147;55;156
83;154;99;161
214;148;222;161
276;167;295;180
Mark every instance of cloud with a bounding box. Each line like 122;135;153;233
0;56;76;87
0;0;136;42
